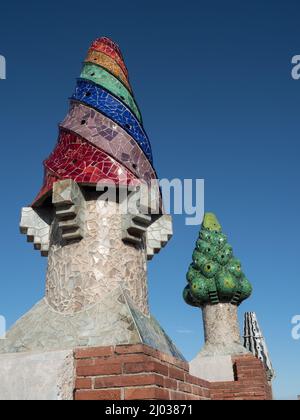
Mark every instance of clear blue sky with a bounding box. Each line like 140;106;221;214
0;0;299;400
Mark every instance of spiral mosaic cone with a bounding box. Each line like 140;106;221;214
33;37;155;206
183;213;253;307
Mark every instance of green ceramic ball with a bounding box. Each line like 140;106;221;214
201;260;219;278
215;271;238;299
227;258;242;278
189;276;209;302
192;250;208;270
183;285;199;307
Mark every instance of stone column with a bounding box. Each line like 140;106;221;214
46;193;149;316
2;179;175;354
201;303;246;356
190;304;249;382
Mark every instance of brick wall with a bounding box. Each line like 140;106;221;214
74;344;272;401
210;355;273;400
74;344;210;400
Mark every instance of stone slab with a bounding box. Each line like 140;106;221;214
0;288;185;361
0;350;74;400
190;354;234;382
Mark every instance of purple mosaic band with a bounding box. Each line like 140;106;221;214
60;102;159;189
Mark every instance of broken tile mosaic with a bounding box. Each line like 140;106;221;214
32;36;157;207
71;79;153;163
60;102;158;189
90;37;129;78
85;49;131;92
33;130;138;206
80;63;142;122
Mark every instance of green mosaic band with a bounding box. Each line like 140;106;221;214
80;63;142;123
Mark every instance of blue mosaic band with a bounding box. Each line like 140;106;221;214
71;79;153;163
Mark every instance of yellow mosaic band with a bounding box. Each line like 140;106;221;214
85;49;132;92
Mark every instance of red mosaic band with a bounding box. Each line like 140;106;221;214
33;129;138;206
90;37;129;79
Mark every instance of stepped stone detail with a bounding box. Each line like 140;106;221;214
52;179;86;243
20;207;51;257
146;215;173;260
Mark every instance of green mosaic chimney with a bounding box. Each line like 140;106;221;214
183;213;252;307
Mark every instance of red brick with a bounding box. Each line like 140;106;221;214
124;361;168;376
77;362;122;377
233;355;256;362
211;393;226;400
115;345;189;371
76;352;157;368
164;377;178;390
75;346;114;359
104;354;155;365
238;369;264;376
239;379;266;387
75;389;121;400
169;366;185;381
115;344;149;355
185;373;210;388
75;378;92;390
178;382;192;394
235;359;259;365
125;387;170;400
201;388;210;399
77;359;97;368
210;381;237;389
115;345;161;361
192;385;206;397
95;374;164;389
159;353;189;371
170;391;187;400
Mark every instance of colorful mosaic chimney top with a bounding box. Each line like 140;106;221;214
12;38;175;356
183;213;253;307
33;37;154;206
